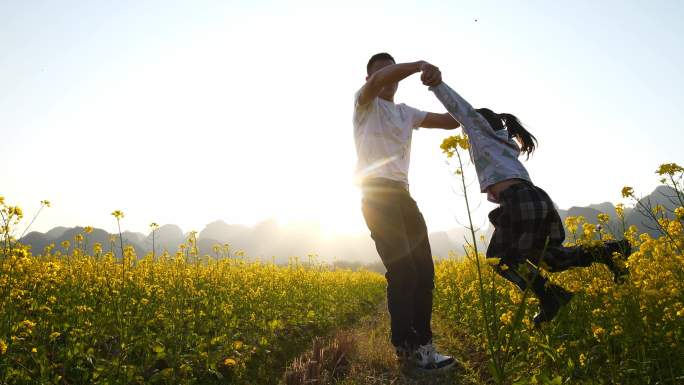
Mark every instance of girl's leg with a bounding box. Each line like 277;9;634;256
529;186;631;282
493;258;552;298
486;183;574;324
542;241;631;282
492;258;572;325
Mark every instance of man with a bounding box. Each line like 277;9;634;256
353;52;460;373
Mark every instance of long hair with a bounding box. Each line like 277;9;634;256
476;108;537;159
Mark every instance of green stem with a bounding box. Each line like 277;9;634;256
668;174;684;209
18;204;45;240
501;238;550;364
454;150;504;381
635;199;682;254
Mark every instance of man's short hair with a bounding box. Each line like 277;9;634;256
367;52;395;75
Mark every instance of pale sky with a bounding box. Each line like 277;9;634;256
2;0;683;237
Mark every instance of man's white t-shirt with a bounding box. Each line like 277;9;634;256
353;90;427;185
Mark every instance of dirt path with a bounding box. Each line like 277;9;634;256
282;304;488;385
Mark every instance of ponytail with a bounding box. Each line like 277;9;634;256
476;108;537;159
501;113;537;159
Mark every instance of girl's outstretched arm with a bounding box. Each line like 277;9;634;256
429;82;495;137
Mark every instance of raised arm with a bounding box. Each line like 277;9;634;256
429;82;495;136
358;61;431;105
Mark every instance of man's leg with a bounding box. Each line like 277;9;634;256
362;188;419;350
398;192;456;372
399;193;434;346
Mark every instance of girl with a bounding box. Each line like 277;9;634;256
429;82;630;325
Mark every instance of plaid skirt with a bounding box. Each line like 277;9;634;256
486;182;565;265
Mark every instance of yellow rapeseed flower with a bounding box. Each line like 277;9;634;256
499;310;513;326
440;134;470;158
675;207;684;219
111;210;124;220
486;258;501;266
656;163;683;176
8;206;23;218
621;186;634;198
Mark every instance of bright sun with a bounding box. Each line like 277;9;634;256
274;174;366;238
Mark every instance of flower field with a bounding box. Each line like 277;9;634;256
0;217;385;384
434;225;684;384
2;161;683;384
433;146;684;384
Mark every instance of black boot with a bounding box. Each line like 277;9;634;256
496;264;574;326
594;240;631;283
533;284;574;326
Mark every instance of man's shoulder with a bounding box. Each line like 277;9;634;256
395;102;425;118
354;87;378;115
393;97;421;108
354;87;371;105
354;88;362;100
395;101;414;110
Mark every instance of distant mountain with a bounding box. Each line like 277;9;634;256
22;227;145;258
147;224;184;254
19;221;464;264
18;185;680;263
560;206;602;221
21;231;53;255
625;185;679;236
588;202;619;219
557;185;678;238
123;231;146;245
199;220;252;246
429;231;457;258
45;226;69;240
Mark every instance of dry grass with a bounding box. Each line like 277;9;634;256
283;333;355;385
282;304;487;385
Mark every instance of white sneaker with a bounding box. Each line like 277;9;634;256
412;342;456;372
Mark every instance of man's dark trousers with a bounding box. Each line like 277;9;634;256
361;177;434;349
